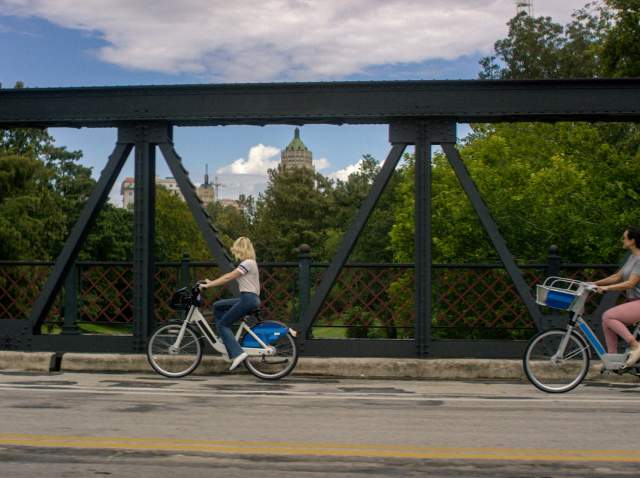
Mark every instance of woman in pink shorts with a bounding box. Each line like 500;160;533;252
593;228;640;368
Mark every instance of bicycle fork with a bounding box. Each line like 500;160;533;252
551;314;580;364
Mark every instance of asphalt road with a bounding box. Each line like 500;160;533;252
1;370;640;477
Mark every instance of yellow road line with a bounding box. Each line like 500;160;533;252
0;434;639;463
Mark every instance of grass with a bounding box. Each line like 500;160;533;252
40;322;133;336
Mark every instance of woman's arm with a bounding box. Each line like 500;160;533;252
593;271;623;287
597;273;640;293
202;269;243;288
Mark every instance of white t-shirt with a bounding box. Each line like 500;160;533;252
235;259;260;295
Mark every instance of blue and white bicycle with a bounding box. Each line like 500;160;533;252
524;277;640;393
146;283;299;380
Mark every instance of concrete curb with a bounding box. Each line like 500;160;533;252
0;351;56;372
1;352;639;383
61;353;231;375
295;358;525;380
23;353;640;382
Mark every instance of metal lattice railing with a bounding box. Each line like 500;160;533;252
0;262;61;323
0;259;621;338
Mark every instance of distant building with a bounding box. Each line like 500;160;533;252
155;177;184;201
218;198;241;210
196;165;215;206
121;177;135;209
121;169;214;208
281;128;314;172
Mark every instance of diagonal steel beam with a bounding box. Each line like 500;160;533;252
441;143;543;330
298;143;407;340
28;141;133;332
158;142;239;295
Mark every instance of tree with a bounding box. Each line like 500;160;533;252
325;154;401;262
154;186;210;261
390;122;640;264
252;165;335;261
206;200;252;249
601;0;640;77
0;81;103;260
479;5;611;79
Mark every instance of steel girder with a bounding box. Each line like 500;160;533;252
3;78;638;355
15;123;236;351
1;79;639;128
299;121;542;353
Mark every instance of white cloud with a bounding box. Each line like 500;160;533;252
214;143;281;198
1;0;591;81
328;159;365;182
313;158;330;171
216;144;280;175
213;173;268;199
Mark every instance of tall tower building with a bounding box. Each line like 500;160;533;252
281;128;314;172
197;164;215;206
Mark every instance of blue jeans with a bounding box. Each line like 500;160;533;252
213;292;260;359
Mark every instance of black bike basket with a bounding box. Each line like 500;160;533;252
169;287;191;311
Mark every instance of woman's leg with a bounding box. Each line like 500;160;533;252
601;301;640;353
213;298;238;321
215;294;259;359
213;298;241;358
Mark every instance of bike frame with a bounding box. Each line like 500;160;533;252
559;312;639;370
171;305;276;360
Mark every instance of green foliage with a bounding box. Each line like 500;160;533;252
0;119;89;259
601;0;640;77
154;186;209;261
252;165;335;261
391;123;640;264
327;154;401;262
479;5;611;79
206;199;252;250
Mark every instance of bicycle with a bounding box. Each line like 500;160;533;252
146;283;299;380
523;276;640;393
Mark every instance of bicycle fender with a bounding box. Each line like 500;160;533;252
241;321;290;348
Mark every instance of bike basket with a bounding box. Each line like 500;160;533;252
536;287;578;310
535;277;587;311
241;322;288;348
169;287;191;311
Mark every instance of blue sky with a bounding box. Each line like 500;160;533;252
0;1;587;204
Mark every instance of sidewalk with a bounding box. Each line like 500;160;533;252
1;351;639;383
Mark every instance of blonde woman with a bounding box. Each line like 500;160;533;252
200;237;260;371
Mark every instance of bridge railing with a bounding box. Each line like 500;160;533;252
0;247;619;341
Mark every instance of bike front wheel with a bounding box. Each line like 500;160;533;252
523;328;590;393
147;323;203;378
243;323;298;380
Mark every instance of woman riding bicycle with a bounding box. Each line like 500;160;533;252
199;237;260;371
592;227;640;368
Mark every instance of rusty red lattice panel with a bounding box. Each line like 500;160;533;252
433;268;543;330
78;265;133;323
312;266;549;333
313;266;414;334
0;264;61;323
259;265;297;323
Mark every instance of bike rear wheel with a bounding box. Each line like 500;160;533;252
243;323;298;380
523;328;590;393
147;323;203;378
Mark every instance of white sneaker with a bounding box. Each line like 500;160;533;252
229;352;248;371
624;345;640;369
